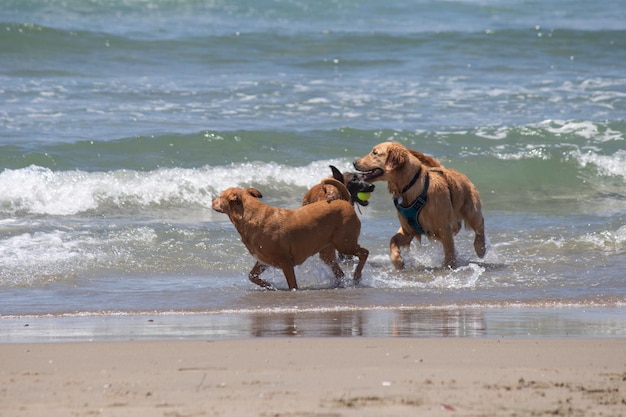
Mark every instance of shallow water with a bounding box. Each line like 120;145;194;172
1;0;625;341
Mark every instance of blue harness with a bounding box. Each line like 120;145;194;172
393;170;430;235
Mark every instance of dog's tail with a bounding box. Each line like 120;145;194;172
320;178;351;203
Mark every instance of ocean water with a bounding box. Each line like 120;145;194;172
1;0;625;341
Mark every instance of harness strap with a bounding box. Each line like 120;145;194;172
401;166;422;194
394;172;430;235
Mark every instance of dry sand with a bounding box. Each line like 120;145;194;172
1;338;625;417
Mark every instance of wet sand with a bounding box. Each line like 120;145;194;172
2;306;626;342
2;337;625;417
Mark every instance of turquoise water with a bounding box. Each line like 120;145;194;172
1;0;625;340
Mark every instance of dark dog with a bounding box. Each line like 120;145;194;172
354;142;485;269
302;165;375;207
212;187;369;290
301;165;375;268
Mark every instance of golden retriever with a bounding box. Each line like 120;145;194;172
212;187;369;290
353;142;485;269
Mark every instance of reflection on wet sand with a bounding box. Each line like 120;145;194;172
2;306;624;342
247;309;486;338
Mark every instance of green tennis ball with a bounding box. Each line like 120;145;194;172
357;192;371;202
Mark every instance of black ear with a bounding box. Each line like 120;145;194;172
246;188;263;198
329;165;344;182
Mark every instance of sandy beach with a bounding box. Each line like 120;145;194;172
1;337;625;417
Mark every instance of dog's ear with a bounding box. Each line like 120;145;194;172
322;183;341;203
246;188;263;199
386;146;407;171
228;193;241;205
329;165;344;182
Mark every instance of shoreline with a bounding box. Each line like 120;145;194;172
2;305;625;343
2;337;625;417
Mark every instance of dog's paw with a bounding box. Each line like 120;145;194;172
259;284;277;291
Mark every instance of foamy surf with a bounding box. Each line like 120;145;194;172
0;160;352;216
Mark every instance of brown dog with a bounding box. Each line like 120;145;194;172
301;165;375;271
212;187;369;290
353;142;485;269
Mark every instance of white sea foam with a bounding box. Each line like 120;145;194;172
538;119;624;142
570;149;626;179
475;126;508;140
0;160;352;216
364;243;488;291
491;144;552;161
0;229;98;285
579;225;626;254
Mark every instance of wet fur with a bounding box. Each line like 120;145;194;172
353;142;485;269
301;166;375;266
302;165;375;207
212;187;369;290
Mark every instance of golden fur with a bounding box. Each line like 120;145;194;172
301;178;354;274
212;187;369;289
301;178;351;206
354;142;485;269
302;166;375;272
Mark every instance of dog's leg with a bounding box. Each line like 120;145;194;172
440;232;457;269
472;216;486;258
351;246;369;283
248;261;274;289
333;232;368;284
280;264;299;290
461;200;486;258
390;227;413;269
319;246;345;284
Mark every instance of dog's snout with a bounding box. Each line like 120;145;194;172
211;198;224;213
